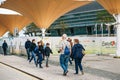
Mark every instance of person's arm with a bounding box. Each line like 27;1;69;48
58;41;63;53
80;44;86;55
44;47;46;54
81;44;85;51
68;42;71;54
72;45;75;58
50;48;53;54
2;43;4;48
25;42;27;49
6;43;8;48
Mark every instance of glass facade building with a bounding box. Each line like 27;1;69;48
48;1;115;36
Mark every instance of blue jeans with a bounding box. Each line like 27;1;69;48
37;53;43;64
29;51;37;65
60;54;69;73
46;56;49;66
26;48;30;60
74;57;83;74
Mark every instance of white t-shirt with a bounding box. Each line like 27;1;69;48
59;39;71;54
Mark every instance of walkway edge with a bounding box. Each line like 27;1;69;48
0;62;43;80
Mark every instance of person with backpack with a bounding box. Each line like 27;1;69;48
29;39;37;67
59;34;71;76
44;43;53;67
34;41;43;68
72;39;85;75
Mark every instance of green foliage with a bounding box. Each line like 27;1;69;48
96;10;115;23
25;22;40;33
24;22;41;36
8;32;14;37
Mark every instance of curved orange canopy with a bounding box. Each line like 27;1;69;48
0;24;7;37
97;0;120;15
1;0;92;29
0;14;31;34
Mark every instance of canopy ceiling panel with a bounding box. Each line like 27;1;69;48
0;24;7;37
0;14;31;34
97;0;120;15
1;0;93;29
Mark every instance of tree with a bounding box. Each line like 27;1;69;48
96;10;116;36
24;22;41;36
97;10;115;23
60;20;68;35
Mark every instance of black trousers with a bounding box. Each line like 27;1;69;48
3;48;7;55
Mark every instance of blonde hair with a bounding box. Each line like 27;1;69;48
62;34;67;39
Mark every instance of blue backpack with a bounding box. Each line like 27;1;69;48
64;46;70;55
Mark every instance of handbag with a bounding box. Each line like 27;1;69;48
82;50;85;56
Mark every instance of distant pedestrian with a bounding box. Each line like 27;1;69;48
72;39;85;75
44;43;53;67
25;39;31;60
34;41;43;68
59;34;71;76
2;40;8;55
29;39;37;67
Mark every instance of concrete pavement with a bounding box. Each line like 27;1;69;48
0;54;120;80
0;63;39;80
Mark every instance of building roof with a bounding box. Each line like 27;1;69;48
67;1;104;14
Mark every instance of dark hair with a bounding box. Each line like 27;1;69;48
37;41;40;44
32;39;35;42
46;43;50;45
74;39;79;44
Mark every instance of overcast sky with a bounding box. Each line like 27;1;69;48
0;8;20;15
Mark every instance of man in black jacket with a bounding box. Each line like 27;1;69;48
25;39;31;60
2;40;8;55
29;39;37;67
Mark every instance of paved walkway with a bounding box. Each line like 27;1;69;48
0;54;120;80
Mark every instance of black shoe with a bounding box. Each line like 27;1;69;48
40;66;43;68
63;73;66;76
39;64;43;68
63;70;68;76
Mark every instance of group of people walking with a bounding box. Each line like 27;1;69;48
2;34;85;76
24;33;85;76
25;39;53;68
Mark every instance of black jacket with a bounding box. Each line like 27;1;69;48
44;47;52;57
25;40;31;49
72;43;85;59
2;42;8;49
34;45;43;55
29;43;36;52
